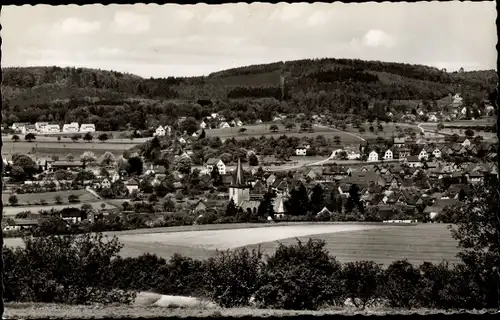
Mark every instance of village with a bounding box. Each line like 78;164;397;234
1;93;497;234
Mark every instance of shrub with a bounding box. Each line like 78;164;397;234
383;260;422;308
163;254;208;297
4;233;136;304
254;239;343;310
204;247;263;307
8;195;19;206
342;261;384;309
418;261;459;309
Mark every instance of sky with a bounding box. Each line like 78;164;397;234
1;2;497;78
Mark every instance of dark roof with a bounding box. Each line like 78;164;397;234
406;156;420;162
206;158;222;165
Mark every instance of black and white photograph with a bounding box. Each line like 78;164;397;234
0;1;499;318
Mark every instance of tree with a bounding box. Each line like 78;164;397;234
310;184;324;214
285;183;310;215
8;195;18;206
66;154;75;162
127;156;144;176
68;194;80;203
358;127;366;133
199;129;206;139
346;184;363;213
334;136;341;145
449;180;500;308
11;135;20;142
71;134;81;142
98;133;109;143
269;124;279;132
57;136;62;143
80;151;97;165
343;261;384;309
179;117;198;135
173;156;192;175
225;198;238;217
83;132;93;142
369;126;374;133
300;122;310;132
100;151;116;166
54;195;63;205
238;128;247;134
210;165;222;186
257;190;276;218
24;133;36;142
464;128;475;139
248;153;259;166
437;122;444;131
285;122;295;131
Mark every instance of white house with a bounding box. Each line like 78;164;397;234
35;122;49;132
462;139;471;148
461;106;467;115
63;122;80;133
453;93;463;105
178;137;186;144
45;124;61;133
296;146;307;156
428;114;438;122
100;178;111;189
219;122;230;129
11;123;28;132
255;119;263;124
347;151;361;160
368;150;379;162
199;121;207;129
432;147;442;159
418;148;429;161
154;125;166;137
383;149;393;161
25;125;37;134
205;158;226;175
211;113;219;119
80;124;96;132
125;178;139;194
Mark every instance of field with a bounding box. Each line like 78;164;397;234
206;122;421;145
2;189;100;206
3;223;459;266
2;201;117;217
2;134;148;158
205;123;366;145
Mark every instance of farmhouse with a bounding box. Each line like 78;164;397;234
219;122;230;129
63;122;80;133
199;121;207;129
205;158;226;175
80;124;96;132
383;149;393;161
125;178;139;194
368;150;379;162
295;145;308;156
154;125;166;137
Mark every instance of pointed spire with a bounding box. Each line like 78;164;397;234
235;158;246;186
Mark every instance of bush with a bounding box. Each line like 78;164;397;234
383;260;422;308
254;239;343;310
418;261;460;309
3;233;136;304
342;261;384;309
204;247;263;307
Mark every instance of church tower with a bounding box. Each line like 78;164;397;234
228;158;251;206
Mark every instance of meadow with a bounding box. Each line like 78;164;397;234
205;123;366;144
2;201;117;217
3;222;459;266
2;189;100;206
2;134;145;158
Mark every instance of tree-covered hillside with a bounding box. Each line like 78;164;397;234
1;59;497;131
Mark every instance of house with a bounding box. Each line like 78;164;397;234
11;122;28;132
62;122;80;133
453;93;463;105
25;124;37;134
45;124;61;133
219;122;230;129
199;121;207;129
424;198;459;220
231;119;243;127
296;145;308;156
397;148;410;160
383;149;393;161
79;124;96;132
406;156;423;168
205;158;226;175
417;148;429;161
461;138;471;148
393;137;405;148
178;137;186;144
35;122;49;132
211;113;219;119
154;125;166;137
428;114;439;122
368;150;379;162
431;147;442;159
125;178;139;194
192;200;207;213
100;178;111;189
49;160;85;172
255;119;263;124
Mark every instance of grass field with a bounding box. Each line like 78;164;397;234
2;201;116;217
2;189;100;206
2;137;143;158
3;223;459;266
205;123;366;145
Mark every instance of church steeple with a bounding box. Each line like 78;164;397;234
232;158;248;188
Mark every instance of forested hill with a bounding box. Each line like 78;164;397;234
1;59;497;131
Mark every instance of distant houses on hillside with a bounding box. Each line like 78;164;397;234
11;122;96;134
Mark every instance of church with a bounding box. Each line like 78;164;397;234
228;159;261;213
